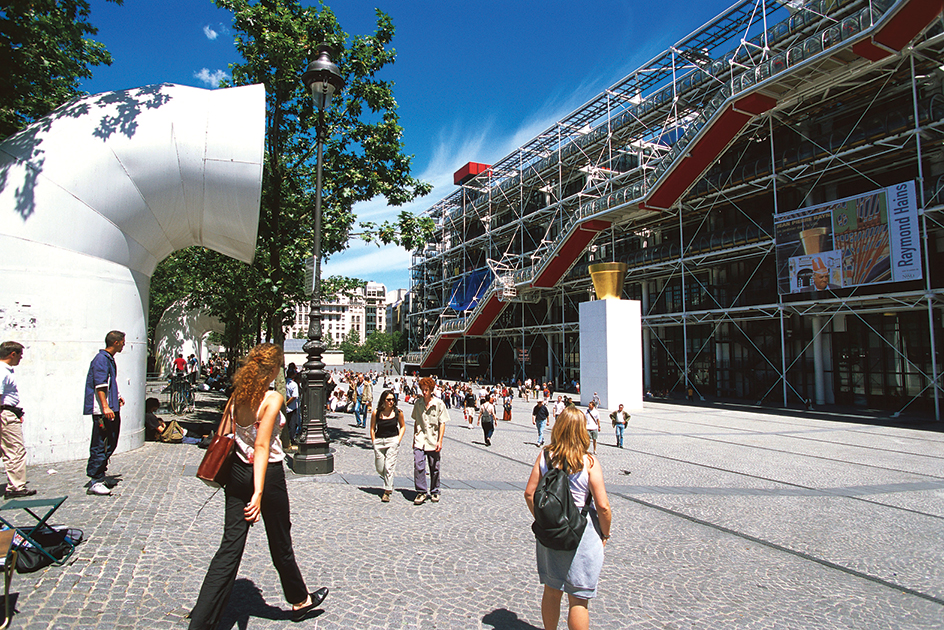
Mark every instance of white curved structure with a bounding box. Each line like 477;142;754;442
154;301;225;376
0;83;265;464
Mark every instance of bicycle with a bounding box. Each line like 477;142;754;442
168;374;194;415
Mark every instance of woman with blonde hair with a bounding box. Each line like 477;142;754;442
524;406;611;630
189;343;327;628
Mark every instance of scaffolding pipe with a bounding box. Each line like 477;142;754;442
679;207;690;396
911;54;940;421
813;315;825;405
780;307;788;407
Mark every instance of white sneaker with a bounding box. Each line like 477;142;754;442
87;481;111;496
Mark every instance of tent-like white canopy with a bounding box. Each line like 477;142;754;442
0;83;265;464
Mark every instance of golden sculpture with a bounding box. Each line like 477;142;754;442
588;262;628;300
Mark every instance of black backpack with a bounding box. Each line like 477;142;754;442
531;451;590;550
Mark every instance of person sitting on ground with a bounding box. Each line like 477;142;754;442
144;397;184;443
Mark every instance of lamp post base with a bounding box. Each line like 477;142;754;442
291;446;335;475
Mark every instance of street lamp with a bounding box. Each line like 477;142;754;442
295;44;345;475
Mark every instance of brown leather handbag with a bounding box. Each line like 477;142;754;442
196;398;236;488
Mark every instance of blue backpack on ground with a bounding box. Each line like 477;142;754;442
531;450;590;551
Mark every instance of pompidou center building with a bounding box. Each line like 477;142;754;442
406;0;944;418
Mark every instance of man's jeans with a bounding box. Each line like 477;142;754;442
413;448;441;496
354;401;367;428
614;423;625;448
87;412;121;481
536;419;547;445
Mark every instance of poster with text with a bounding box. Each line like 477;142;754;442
774;181;920;294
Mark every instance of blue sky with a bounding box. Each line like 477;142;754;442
81;0;733;292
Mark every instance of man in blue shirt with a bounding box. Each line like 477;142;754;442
353;373;372;429
84;331;125;496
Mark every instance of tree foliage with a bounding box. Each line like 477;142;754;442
0;0;121;139
172;0;433;346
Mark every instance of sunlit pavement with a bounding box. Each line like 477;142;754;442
10;389;944;629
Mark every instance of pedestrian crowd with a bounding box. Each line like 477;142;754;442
3;333;626;630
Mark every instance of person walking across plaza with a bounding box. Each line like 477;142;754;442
532;398;549;447
524;406;611;630
354;373;373;429
371;389;405;503
284;364;300;445
502;389;513;422
188;343;326;628
609;404;630;449
1;341;36;498
412;377;447;505
478;393;497;447
584;401;601;455
84;330;125;496
552;395;565;427
463;387;477;429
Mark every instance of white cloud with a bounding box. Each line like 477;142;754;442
194;68;229;87
203;25;219;40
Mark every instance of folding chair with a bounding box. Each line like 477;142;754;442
0;530;16;629
0;496;75;566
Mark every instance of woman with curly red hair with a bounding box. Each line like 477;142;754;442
189;343;327;628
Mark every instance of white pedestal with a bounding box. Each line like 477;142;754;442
579;299;643;411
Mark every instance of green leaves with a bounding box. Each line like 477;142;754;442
0;0;122;139
147;1;433;352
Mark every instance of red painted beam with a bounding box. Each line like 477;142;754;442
647;106;752;210
854;0;944;61
875;0;944;50
421;335;457;368
733;93;777;116
532;220;611;288
466;294;507;336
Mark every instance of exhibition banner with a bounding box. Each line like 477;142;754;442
774;181;921;295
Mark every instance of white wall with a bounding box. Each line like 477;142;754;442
579;299;643;411
0;83;265;465
154;301;224;376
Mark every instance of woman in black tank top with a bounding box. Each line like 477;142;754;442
370;388;405;502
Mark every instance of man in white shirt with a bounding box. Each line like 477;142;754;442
0;341;35;498
585;401;601;454
552;395;565;426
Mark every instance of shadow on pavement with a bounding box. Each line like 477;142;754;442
177;393;227;437
357;486;385;499
216;578;299;629
482;608;542;629
395;489;424;502
325;425;372;450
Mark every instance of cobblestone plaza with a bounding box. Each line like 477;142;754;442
10;393;943;629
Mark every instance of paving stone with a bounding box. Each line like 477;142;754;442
5;389;943;628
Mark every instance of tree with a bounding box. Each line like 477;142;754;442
0;0;121;139
339;329;373;363
364;330;394;358
200;0;433;344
